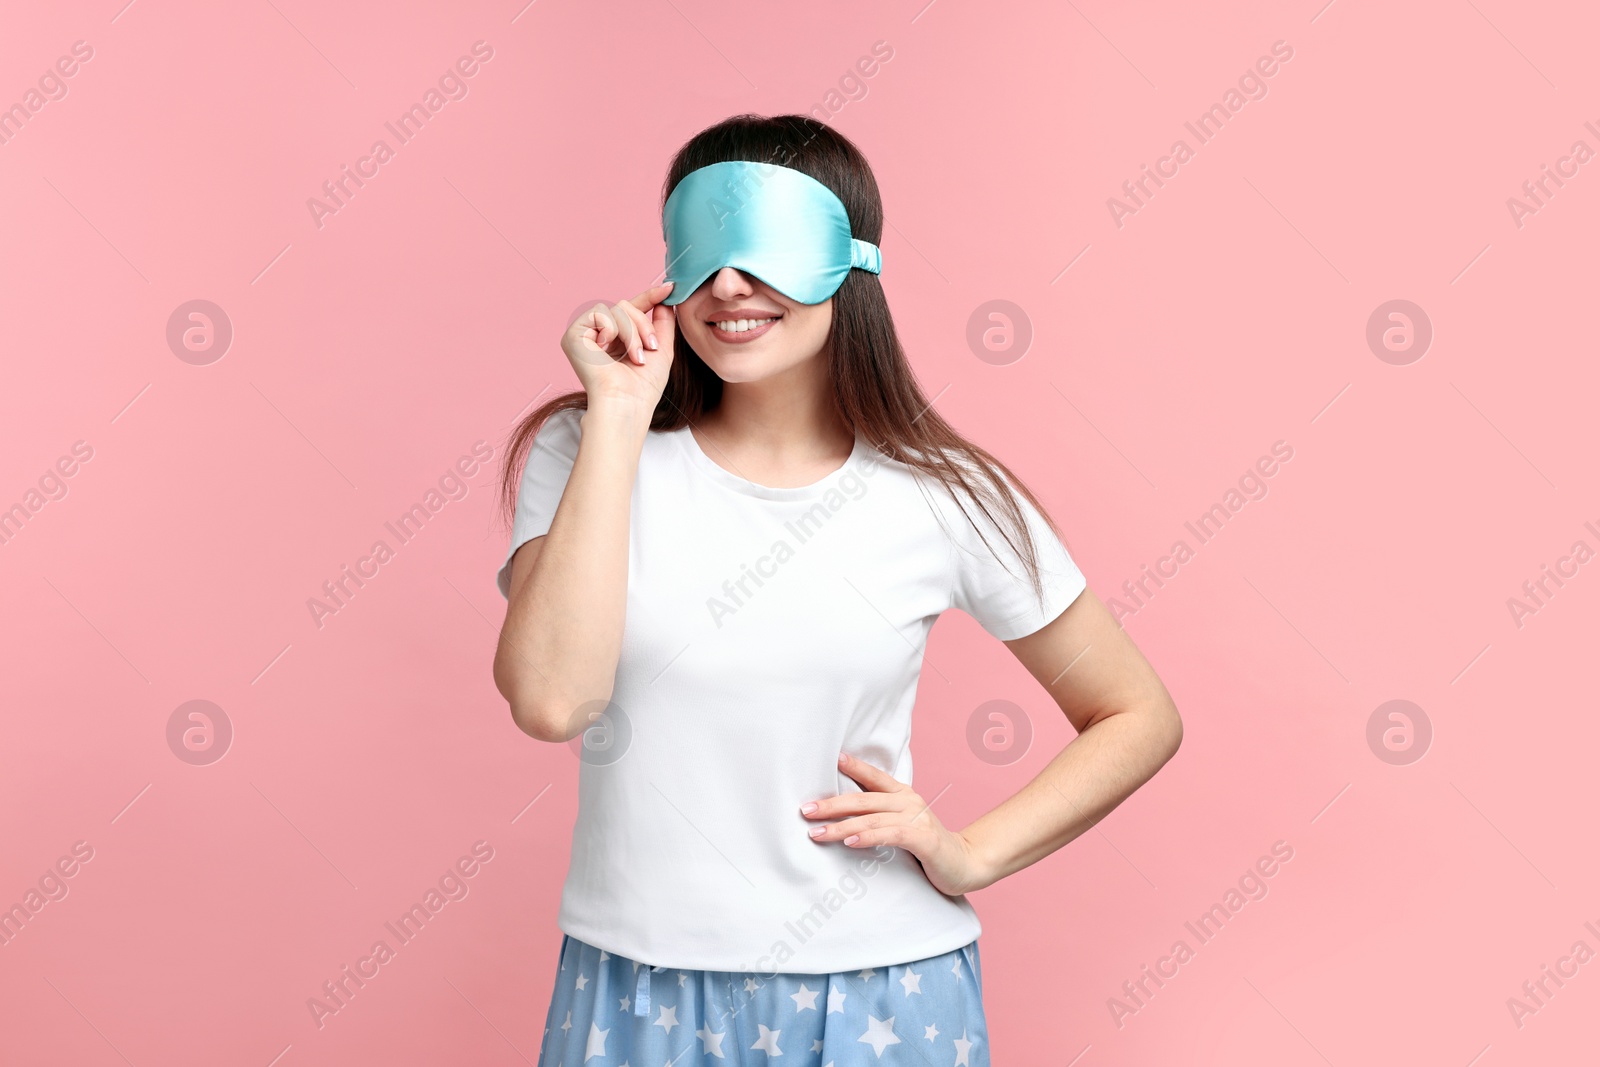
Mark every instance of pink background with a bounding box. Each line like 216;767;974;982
3;0;1597;1063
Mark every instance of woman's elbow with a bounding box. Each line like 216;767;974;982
503;685;610;744
494;650;561;741
516;710;567;744
506;697;573;743
1155;698;1183;762
495;661;554;741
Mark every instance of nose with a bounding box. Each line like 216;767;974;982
709;266;756;300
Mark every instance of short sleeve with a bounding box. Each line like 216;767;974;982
946;476;1088;640
496;407;583;599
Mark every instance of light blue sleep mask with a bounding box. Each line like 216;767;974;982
660;160;882;306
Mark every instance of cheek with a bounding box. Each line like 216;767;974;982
680;315;711;348
795;309;832;346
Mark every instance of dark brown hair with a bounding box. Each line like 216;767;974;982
497;113;1062;603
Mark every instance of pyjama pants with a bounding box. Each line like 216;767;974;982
535;932;990;1065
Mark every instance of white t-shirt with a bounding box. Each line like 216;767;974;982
496;406;1087;973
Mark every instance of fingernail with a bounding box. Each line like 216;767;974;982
646;336;658;350
838;752;848;764
800;802;818;815
809;825;826;838
843;835;860;846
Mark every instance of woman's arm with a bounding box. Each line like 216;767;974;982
494;401;652;742
958;587;1182;887
808;587;1182;895
493;283;676;742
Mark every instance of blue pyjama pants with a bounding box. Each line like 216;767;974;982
535;933;991;1065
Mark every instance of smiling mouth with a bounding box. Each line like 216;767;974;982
709;315;781;335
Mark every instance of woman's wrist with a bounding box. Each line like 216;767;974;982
581;395;656;439
956;826;1004;893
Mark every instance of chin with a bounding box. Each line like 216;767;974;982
698;352;781;384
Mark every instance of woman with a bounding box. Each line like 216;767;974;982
493;113;1181;1066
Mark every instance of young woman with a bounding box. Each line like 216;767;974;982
493;114;1182;1066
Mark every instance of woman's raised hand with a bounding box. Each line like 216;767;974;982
560;282;677;413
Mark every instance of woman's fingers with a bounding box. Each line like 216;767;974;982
629;281;675;313
836;751;905;794
628;282;674;353
650;302;676;355
588;304;617;351
606;300;642;364
809;810;917;843
615;299;655;365
804;753;924;842
565;284;675;370
801;792;906;820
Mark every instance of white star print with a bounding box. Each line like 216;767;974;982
751;1024;782;1054
549;944;1021;1067
858;1014;900;1057
695;1024;727;1057
584;1021;609;1062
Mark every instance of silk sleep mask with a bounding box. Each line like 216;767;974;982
659;160;882;307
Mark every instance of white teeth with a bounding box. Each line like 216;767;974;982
714;317;777;333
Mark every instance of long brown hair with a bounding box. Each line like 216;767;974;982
498;113;1062;604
